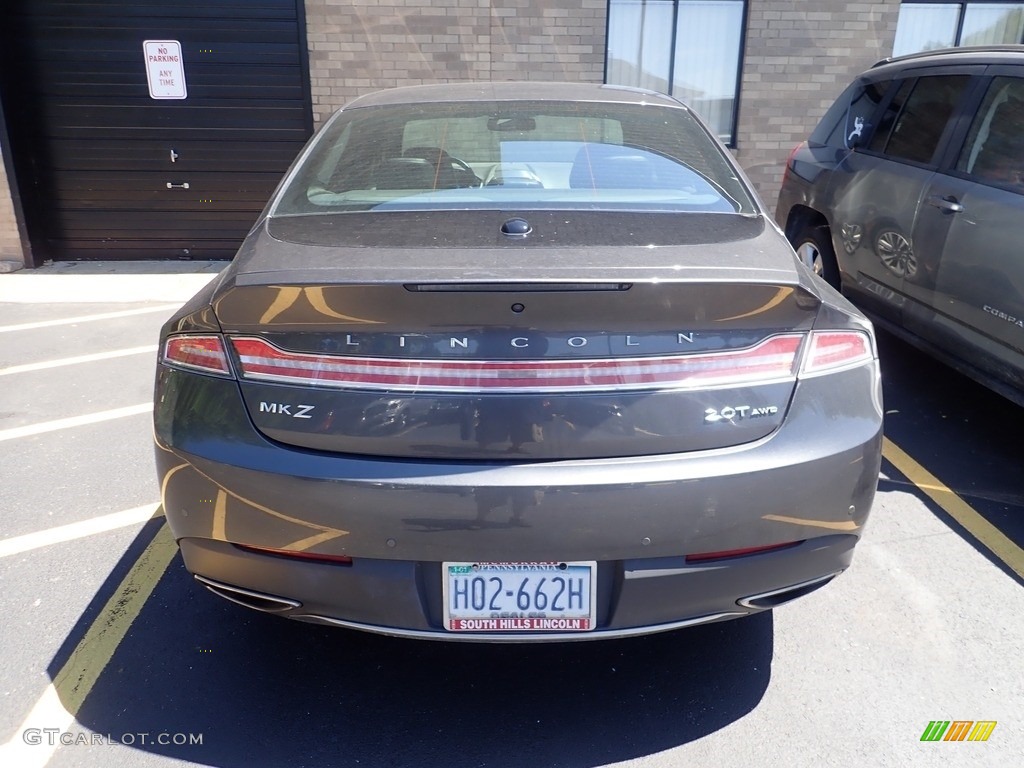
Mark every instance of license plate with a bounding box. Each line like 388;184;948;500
442;561;596;632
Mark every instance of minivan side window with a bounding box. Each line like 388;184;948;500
957;76;1024;193
868;75;970;164
809;79;891;149
867;78;913;154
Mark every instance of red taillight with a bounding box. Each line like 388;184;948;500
781;142;802;186
229;335;804;393
685;540;803;564
801;330;874;375
234;543;353;565
163;335;232;376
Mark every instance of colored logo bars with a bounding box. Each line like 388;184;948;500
920;721;997;742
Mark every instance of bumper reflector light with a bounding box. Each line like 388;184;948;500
685;540;803;564
235;543;353;566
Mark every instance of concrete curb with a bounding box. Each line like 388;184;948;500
0;261;225;304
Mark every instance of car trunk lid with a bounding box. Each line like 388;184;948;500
211;212;818;459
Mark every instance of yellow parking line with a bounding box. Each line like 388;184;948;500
883;436;1024;580
52;521;179;713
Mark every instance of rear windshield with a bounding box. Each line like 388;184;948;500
271;100;755;216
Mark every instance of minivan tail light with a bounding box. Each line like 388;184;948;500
781;142;801;186
801;331;873;375
163;335;232;376
229;335;804;393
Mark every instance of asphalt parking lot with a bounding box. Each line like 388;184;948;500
1;265;1022;768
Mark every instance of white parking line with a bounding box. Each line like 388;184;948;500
0;403;153;443
0;521;179;768
0;346;158;376
0;504;162;559
0;305;179;334
0;682;75;768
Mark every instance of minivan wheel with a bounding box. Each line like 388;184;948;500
794;224;841;289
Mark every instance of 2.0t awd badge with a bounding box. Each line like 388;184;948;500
704;405;780;423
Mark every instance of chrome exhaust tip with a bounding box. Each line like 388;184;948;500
194;574;301;613
738;571;842;610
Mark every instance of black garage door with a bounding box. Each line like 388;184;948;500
0;0;312;262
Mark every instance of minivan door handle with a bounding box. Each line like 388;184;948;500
927;195;964;213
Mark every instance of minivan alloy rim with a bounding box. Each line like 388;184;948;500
796;241;824;276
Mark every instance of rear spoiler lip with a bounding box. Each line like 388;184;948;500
228;269;804;288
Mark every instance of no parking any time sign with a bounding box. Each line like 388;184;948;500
143;40;187;99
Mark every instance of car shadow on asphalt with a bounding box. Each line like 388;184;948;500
876;329;1024;587
51;531;773;768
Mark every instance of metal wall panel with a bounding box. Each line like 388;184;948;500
0;0;313;262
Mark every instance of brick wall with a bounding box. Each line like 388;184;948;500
734;1;900;206
304;0;607;125
0;1;901;267
0;138;23;268
305;0;898;206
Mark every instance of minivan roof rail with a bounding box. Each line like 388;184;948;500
872;44;1024;68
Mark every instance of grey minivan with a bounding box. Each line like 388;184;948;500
776;46;1024;405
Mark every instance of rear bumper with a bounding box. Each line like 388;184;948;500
182;535;853;641
155;360;882;639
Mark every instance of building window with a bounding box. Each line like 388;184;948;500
605;1;747;145
893;2;1024;56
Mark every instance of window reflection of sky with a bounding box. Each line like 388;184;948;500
893;2;1024;56
605;1;744;141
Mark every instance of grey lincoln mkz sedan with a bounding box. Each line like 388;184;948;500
155;82;883;641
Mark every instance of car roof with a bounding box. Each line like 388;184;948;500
343;81;686;110
869;44;1024;75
